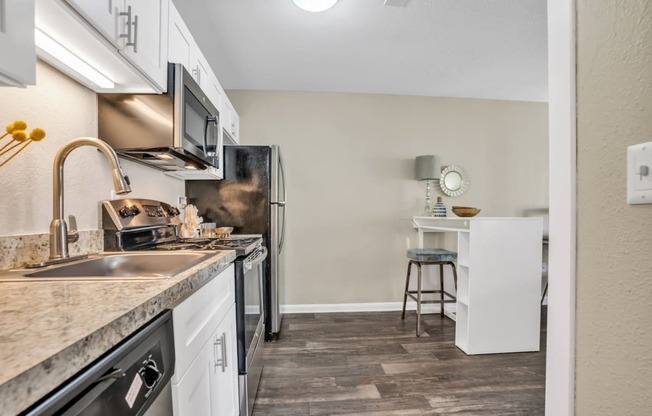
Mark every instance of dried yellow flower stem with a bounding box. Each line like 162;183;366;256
0;140;27;157
0;140;32;168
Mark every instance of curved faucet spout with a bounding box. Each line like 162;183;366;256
50;137;131;260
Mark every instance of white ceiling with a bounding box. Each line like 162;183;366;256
175;0;548;102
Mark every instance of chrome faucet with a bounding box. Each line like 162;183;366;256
49;137;131;261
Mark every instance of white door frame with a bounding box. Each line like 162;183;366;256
545;1;576;415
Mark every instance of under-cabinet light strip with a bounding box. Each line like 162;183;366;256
34;28;115;89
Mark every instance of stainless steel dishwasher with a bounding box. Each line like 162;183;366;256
21;311;175;416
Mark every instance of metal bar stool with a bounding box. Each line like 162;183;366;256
401;248;458;336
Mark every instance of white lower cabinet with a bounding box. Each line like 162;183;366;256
172;336;214;416
210;306;239;416
171;264;239;416
173;306;238;416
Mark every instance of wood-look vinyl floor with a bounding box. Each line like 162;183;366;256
252;309;546;416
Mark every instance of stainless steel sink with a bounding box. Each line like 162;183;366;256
10;251;217;281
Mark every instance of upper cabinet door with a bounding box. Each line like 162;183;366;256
0;0;36;86
190;46;210;91
222;98;240;144
65;0;122;46
62;0;168;92
167;2;191;69
121;0;168;91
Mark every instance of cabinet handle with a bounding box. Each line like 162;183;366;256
119;6;133;46
221;333;228;369
213;333;227;372
193;66;201;85
132;14;139;53
119;6;137;52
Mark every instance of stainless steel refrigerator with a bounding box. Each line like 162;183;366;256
185;145;286;341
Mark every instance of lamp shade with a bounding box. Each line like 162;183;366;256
415;155;441;180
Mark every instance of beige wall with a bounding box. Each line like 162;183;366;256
576;0;652;413
228;90;548;305
0;61;184;236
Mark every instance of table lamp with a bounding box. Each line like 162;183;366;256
415;155;441;216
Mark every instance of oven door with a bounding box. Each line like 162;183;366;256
236;246;267;374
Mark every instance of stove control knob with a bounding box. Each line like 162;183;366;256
119;205;140;218
118;206;131;218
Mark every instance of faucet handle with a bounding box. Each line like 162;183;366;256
67;215;79;243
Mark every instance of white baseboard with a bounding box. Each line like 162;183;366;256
281;302;449;314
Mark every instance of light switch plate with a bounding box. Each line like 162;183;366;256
627;141;652;204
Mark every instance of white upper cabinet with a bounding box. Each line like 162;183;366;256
55;0;168;91
222;97;240;144
190;47;210;91
169;2;217;104
208;75;224;116
167;2;191;69
168;1;240;146
121;0;168;90
64;0;121;46
0;0;36;86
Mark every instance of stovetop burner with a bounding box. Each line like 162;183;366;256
153;242;204;251
153;235;263;256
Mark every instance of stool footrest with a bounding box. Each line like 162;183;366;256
406;292;456;304
401;254;459;336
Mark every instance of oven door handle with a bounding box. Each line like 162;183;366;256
244;246;268;272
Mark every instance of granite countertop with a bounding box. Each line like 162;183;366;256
0;250;237;416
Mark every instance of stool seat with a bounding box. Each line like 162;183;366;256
407;248;457;263
402;248;458;336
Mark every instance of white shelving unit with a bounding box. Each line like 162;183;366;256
413;216;543;355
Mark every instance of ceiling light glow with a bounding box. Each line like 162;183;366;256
293;0;338;12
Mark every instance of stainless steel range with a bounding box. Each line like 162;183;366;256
101;198;266;416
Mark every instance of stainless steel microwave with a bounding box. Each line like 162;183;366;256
98;63;223;179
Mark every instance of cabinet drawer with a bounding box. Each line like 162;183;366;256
172;264;234;382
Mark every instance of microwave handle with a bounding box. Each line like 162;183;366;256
204;116;218;157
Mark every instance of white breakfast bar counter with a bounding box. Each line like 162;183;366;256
412;216;543;355
0;250;236;416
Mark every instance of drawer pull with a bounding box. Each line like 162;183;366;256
213;333;227;372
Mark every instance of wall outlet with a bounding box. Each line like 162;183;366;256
627;141;652;204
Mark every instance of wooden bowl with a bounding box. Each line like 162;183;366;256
451;206;481;217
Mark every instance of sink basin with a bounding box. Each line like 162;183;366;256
20;251;216;280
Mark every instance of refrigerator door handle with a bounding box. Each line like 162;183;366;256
279;204;286;253
278;152;287;253
270;201;286;206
